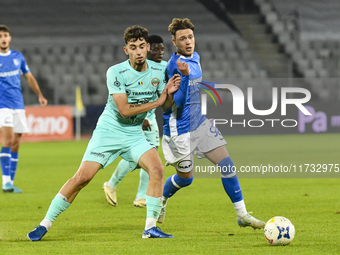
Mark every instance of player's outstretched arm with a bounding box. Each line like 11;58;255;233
112;89;168;118
24;72;48;106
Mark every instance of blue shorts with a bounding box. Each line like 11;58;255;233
82;126;156;169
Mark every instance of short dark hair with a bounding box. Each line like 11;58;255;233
0;25;10;33
124;25;148;45
168;18;194;38
148;35;163;46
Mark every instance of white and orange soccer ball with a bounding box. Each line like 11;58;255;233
264;216;295;246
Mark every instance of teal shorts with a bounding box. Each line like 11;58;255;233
144;117;159;146
82;126;156;169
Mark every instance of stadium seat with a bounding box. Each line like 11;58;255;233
74;54;86;64
318;69;329;78
304;69;317;78
30;55;44;65
260;3;272;14
241;70;253;79
58;54;72;64
265;11;278;25
272;21;285;34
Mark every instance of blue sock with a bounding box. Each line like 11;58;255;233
1;147;11;184
219;157;243;203
10;152;19;183
163;174;193;198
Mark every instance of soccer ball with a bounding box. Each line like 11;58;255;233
264;216;295;246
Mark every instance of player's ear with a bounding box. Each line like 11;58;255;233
172;37;176;47
147;43;150;52
123;46;128;55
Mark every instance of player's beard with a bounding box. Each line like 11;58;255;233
0;46;9;51
136;60;145;66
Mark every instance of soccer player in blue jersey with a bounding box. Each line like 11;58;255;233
28;25;183;241
0;25;48;193
158;18;265;229
103;35;167;208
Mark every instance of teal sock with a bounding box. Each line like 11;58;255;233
146;195;162;220
109;159;131;187
136;169;149;198
45;194;71;222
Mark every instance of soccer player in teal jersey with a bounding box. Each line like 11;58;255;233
0;25;48;193
103;35;167;208
28;26;183;241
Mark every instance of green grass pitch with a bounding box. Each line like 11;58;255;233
1;133;339;254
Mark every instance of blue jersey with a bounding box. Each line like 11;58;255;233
0;50;30;109
163;52;206;136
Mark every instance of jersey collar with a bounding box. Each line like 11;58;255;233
179;54;193;59
0;50;11;56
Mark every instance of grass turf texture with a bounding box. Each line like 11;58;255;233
1;133;339;254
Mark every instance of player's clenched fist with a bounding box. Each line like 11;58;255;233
176;58;190;75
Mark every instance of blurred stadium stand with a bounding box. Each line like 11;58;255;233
2;0;340;105
2;0;268;105
254;0;340;100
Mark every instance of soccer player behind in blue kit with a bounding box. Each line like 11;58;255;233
158;18;265;229
28;25;183;241
0;25;48;193
103;35;167;208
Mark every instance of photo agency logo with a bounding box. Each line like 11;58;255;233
199;83;312;129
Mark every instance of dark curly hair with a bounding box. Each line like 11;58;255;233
124;25;148;45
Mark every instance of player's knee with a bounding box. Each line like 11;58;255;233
70;170;93;189
148;164;164;182
2;134;14;147
11;134;21;151
70;176;89;190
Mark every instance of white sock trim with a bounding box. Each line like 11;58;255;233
2;175;11;185
145;217;157;230
0;153;11;157
40;218;52;230
56;193;68;202
233;200;247;218
171;175;181;189
106;181;115;188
